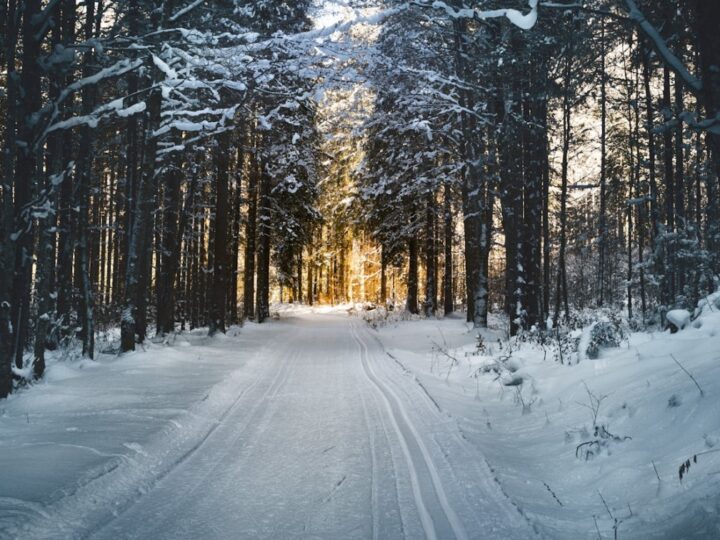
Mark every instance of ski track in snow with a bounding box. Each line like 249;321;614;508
350;320;467;540
3;312;536;539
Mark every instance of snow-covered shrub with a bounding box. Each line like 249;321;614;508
666;309;691;332
552;330;580;365
583;316;628;360
360;304;418;329
542;310;629;364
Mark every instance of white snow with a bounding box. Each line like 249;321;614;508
667;309;691;330
0;313;531;539
2;298;719;538
368;295;720;539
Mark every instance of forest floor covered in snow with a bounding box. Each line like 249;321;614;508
0;300;719;539
0;324;272;538
366;294;720;539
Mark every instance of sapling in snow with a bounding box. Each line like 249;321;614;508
574;383;631;461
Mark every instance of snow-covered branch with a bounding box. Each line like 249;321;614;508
623;0;702;94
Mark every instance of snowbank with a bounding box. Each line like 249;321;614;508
370;297;720;539
0;323;280;537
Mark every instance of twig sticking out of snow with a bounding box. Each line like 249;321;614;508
651;460;661;483
543;481;563;507
670;354;704;398
430;340;460;380
598;490;633;540
577;381;608;426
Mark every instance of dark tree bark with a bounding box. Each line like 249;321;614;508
662;66;676;303
554;32;573;327
229;145;243;323
424;191;436;317
674;76;686;296
0;0;15;386
297;250;303;304
690;1;720;189
541;135;551;322
406;237;419;315
32;0;65;373
443;181;453;315
255;168;271;323
598;18;608;307
499;78;524;336
522;68;546;330
75;0;98;358
12;0;44;369
452;18;481;324
156;156;185;336
640;47;660;244
380;244;387;305
121;57;163;351
0;302;11;397
243;151;258;320
209;129;232;335
307;233;314;305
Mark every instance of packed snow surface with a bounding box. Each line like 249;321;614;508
0;312;530;539
2;300;719;539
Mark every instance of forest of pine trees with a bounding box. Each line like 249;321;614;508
1;0;719;399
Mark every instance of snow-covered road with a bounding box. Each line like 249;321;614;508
72;312;531;539
5;306;720;539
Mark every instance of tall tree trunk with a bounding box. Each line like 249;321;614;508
0;4;19;368
243;151;258;320
32;1;65;374
121;61;163;351
598;18;607;307
156;156;184;335
255;168;271;323
424;191;436;317
307;235;314;305
443;181;453;315
380;244;387;305
12;0;43;369
297;250;303;304
406;237;419;315
0;0;15;389
478;137;496;329
209;130;232;335
453;18;482;324
500;82;524;336
641;45;665;316
662;66;676;305
633;57;647;320
554;33;573;327
690;0;720;188
523;69;546;330
229;145;243;323
75;0;97;358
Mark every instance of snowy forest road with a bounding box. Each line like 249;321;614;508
7;310;535;540
86;312;532;540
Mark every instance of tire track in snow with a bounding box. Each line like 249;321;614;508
350;320;469;540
